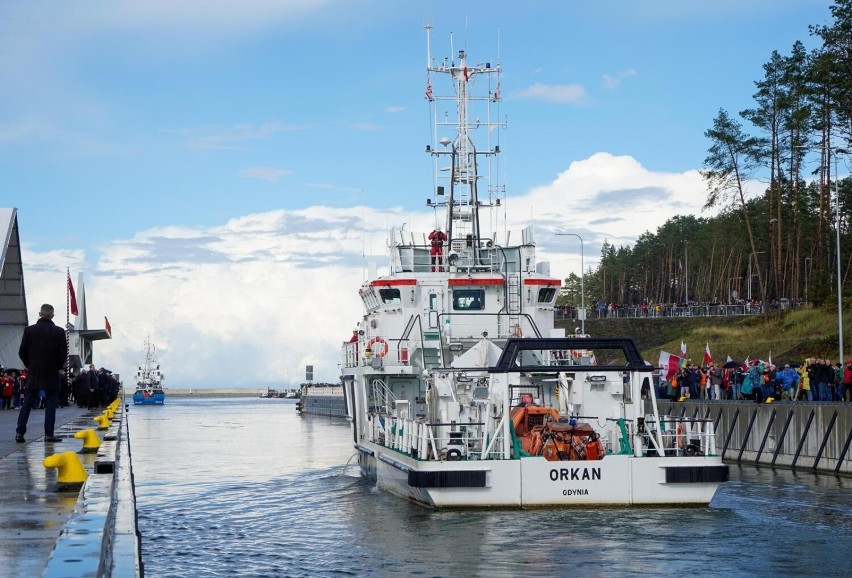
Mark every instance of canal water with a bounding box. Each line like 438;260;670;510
129;398;852;577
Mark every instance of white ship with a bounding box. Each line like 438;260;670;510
339;29;728;508
132;337;165;405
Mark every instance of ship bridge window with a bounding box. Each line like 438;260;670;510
453;289;485;310
537;287;557;303
378;288;401;304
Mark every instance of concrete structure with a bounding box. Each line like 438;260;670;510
121;387;264;398
659;400;852;475
0;208;27;369
0;405;141;577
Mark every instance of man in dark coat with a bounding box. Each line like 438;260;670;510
16;304;68;443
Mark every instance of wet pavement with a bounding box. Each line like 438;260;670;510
0;405;100;578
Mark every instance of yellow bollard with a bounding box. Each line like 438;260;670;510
103;408;115;420
93;415;110;430
74;429;101;453
44;451;88;485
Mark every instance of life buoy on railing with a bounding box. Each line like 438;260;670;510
366;337;388;358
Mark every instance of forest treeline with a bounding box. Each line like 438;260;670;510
559;1;852;311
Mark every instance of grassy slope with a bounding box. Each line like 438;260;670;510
555;304;850;365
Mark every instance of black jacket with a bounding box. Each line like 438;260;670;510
18;317;68;393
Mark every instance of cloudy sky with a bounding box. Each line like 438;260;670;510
2;0;830;387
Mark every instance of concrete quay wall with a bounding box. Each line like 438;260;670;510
41;406;142;578
122;387;263;397
658;401;852;475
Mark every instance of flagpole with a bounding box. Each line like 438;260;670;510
66;268;71;382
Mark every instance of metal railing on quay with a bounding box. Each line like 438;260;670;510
555;302;799;321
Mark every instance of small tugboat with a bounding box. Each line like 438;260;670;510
132;337;165;405
339;29;728;508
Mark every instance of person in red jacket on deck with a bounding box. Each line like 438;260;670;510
428;227;447;272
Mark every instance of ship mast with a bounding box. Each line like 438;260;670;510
425;27;504;260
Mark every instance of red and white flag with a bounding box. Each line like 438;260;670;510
658;351;682;380
67;272;79;316
104;316;112;337
425;78;433;101
704;343;712;366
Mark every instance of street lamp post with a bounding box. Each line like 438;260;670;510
804;256;810;306
833;153;844;365
684;242;689;305
798;143;844;362
557;233;585;335
747;251;765;302
728;276;742;306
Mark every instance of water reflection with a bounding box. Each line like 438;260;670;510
130;398;852;578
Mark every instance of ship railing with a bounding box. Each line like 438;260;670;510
436;312;541;341
640;416;717;457
366;413;508;461
341;338;413;369
368;377;397;415
390;239;508;275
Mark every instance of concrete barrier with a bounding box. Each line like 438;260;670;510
122;387;263;398
43;406;142;578
658;401;852;475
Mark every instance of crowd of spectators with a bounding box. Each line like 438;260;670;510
555;298;797;320
0;364;119;410
652;358;852;403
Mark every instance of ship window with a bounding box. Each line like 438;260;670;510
453;289;485;310
537;287;556;303
379;288;401;304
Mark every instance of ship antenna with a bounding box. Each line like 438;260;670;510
425;23;432;68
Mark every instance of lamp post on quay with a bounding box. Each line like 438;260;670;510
747;251;765;303
804;257;810;306
799;143;844;364
557;233;585;335
832;151;844;366
728;276;742;306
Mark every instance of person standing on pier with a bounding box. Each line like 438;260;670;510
15;304;68;443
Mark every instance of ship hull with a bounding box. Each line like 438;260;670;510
132;392;165;405
357;442;724;508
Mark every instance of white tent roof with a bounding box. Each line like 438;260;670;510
0;208;27;369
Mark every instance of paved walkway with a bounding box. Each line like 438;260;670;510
0;405;100;578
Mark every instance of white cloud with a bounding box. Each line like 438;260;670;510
20;153;725;388
239;167;293;182
384;106;407;113
350;122;384;131
602;69;638;89
511;82;587;104
187;122;307;150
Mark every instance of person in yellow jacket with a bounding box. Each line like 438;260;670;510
797;360;812;401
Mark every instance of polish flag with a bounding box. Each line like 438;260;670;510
704;343;712;366
659;351;682;380
105;316;112;337
67;273;79;316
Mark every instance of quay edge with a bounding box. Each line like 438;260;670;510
659;400;852;475
42;402;142;578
